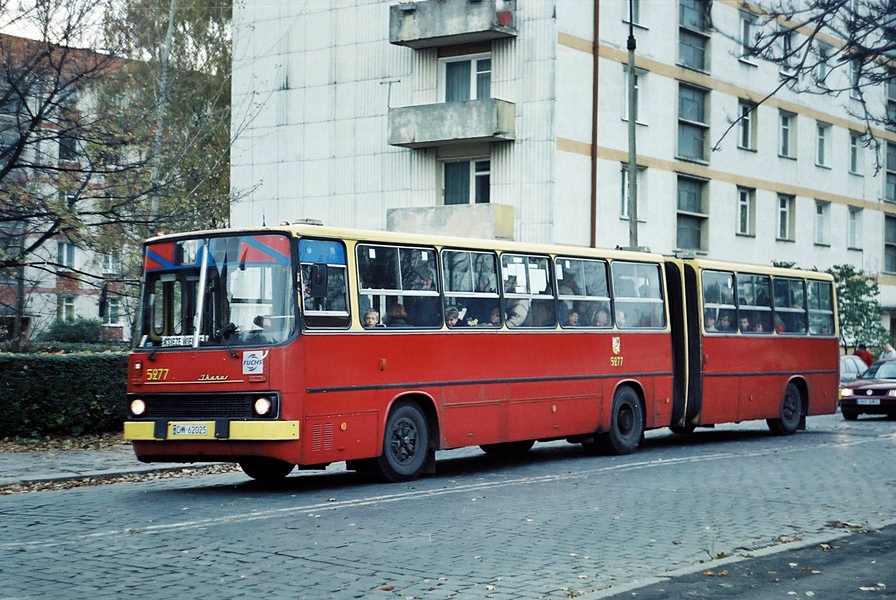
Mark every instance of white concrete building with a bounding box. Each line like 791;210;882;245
229;0;896;335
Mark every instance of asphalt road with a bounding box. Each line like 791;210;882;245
1;412;894;599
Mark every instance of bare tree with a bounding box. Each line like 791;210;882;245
0;0;232;349
719;0;896;168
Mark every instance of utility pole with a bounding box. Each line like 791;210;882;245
626;0;639;248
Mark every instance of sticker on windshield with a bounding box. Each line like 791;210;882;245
243;350;268;375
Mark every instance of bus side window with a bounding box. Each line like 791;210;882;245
702;270;736;333
807;280;834;335
612;261;665;329
299;239;350;328
442;249;500;327
501;254;556;328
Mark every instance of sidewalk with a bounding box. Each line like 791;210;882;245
0;442;224;488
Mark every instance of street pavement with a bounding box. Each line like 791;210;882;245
1;415;895;599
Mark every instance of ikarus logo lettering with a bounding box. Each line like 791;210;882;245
242;350;268;375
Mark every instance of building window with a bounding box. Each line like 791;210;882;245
58;131;77;162
103;250;121;274
738;101;756;150
887;142;896;204
621;66;644;123
444;159;490;205
57;295;75;323
57;241;75;269
849;131;864;175
848;207;862;249
886;216;896;272
624;0;641;24
816;122;831;167
888;78;896;132
777;194;795;241
620;164;646;220
850;60;862;99
103;297;121;326
815;201;830;245
442;54;491;102
736;187;755;236
677;176;707;251
679;0;709;71
739;12;755;59
678;84;708;161
815;42;831;87
779;111;796;158
779;29;795;74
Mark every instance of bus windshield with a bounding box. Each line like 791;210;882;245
135;233;296;349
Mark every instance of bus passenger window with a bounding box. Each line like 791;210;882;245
611;261;665;329
773;277;807;334
556;257;611;328
442;249;500;327
736;273;772;334
501;254;556;328
807;280;834;335
357;243;441;329
702;270;736;333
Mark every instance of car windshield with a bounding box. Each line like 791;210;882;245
860;360;896;380
135;233;296;349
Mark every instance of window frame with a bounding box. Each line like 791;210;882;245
737;100;756;150
849;131;864;175
678;84;709;162
676;175;708;251
620;163;647;221
443;158;491;205
814;201;830;246
779;111;796;158
815;121;831;167
439;52;492;103
777;194;795;241
736;187;755;237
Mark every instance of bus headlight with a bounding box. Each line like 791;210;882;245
254;397;273;416
130;398;147;416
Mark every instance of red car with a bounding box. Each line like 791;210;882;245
839;359;896;420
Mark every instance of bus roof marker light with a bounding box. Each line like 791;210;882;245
292;218;324;226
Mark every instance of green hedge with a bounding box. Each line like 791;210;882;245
0;353;128;438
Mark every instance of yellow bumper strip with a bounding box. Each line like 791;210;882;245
124;420;300;441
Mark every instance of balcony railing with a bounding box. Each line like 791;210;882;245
388;98;515;149
390;0;516;49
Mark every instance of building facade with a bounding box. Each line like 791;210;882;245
229;1;896;333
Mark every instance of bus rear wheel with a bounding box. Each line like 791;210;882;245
371;401;430;483
767;382;803;435
239;457;295;481
597;386;644;455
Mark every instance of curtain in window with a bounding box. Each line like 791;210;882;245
445;61;471;102
445;161;470;205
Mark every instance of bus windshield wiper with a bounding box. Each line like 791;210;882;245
216;322;239;359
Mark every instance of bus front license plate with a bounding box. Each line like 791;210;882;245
856;398;880;406
169;422;214;438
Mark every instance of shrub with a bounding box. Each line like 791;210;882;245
40;318;105;343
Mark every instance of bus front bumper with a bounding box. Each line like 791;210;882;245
124;420;300;441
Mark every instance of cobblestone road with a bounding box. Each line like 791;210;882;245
1;414;894;599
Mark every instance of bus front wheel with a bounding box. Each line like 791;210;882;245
372;401;430;483
598;386;644;455
239;457;295;481
767;382;803;435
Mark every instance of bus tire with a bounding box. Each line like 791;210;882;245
599;386;644;455
239;457;295;481
372;401;430;483
767;382;802;435
841;408;859;421
480;440;535;456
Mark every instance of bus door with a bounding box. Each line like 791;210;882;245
664;261;703;430
699;269;741;425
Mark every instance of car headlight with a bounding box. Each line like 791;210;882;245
888;390;896;397
840;389;853;397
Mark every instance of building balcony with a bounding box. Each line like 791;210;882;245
389;0;516;49
388;98;515;149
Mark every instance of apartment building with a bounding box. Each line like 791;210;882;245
229;1;896;332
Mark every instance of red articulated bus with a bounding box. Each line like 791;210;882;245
124;224;840;482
